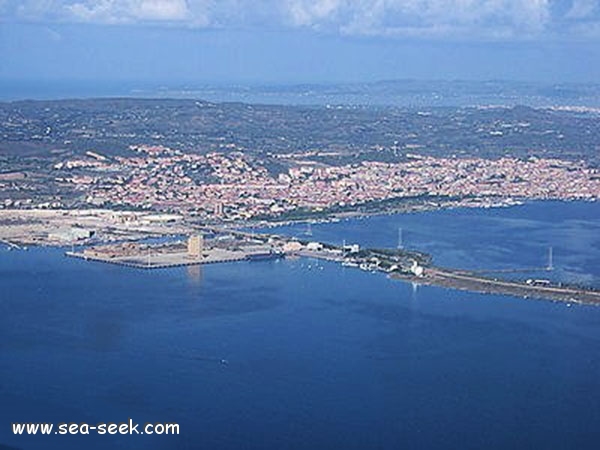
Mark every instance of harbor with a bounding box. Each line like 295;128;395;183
61;226;600;306
65;234;283;269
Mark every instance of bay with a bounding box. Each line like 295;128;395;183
0;201;599;450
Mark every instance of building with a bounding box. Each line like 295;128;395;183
306;242;323;251
283;241;303;253
410;260;424;277
141;214;183;223
49;227;95;242
343;243;360;254
188;235;204;259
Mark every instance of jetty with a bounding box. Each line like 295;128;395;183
63;228;600;306
0;238;24;250
65;237;282;270
65;250;249;269
390;267;600;305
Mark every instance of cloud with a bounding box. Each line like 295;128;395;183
64;0;191;23
135;0;189;20
286;0;343;27
284;0;551;38
3;0;199;24
0;0;598;41
565;0;598;19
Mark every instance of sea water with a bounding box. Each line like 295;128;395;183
0;201;599;449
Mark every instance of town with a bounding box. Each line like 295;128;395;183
2;143;599;221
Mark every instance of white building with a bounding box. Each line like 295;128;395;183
410;260;424;277
306;242;323;251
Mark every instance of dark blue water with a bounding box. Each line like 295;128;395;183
1;201;599;450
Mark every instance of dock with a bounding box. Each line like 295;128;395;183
63;229;600;306
65;245;283;270
0;238;24;250
65;250;248;269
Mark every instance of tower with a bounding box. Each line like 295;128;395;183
188;235;204;259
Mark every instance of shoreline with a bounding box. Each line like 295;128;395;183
235;197;530;230
1;198;597;246
390;268;600;306
236;197;598;231
2;199;600;306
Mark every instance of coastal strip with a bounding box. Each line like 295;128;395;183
390;268;600;305
61;228;600;306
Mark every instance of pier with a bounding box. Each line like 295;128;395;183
406;267;600;305
65;237;281;270
63;230;600;306
0;238;24;250
65;250;248;269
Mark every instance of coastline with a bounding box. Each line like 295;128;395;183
390;268;600;306
2;199;600;306
1;197;596;246
237;196;598;230
237;196;531;230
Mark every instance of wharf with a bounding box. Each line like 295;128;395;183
65;248;249;269
63;229;600;306
0;238;24;250
296;249;344;262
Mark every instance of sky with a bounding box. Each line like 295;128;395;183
1;0;600;85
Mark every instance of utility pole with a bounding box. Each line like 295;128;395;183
306;223;312;236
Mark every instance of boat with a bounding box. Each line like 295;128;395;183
342;260;359;267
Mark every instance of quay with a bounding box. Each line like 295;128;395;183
65;247;284;270
64;230;600;306
64;234;283;270
0;238;24;250
65;250;249;269
296;249;344;262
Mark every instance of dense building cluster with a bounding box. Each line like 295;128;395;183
53;145;600;220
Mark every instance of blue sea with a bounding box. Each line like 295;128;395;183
1;201;599;450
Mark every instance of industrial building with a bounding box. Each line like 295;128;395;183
187;235;204;259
